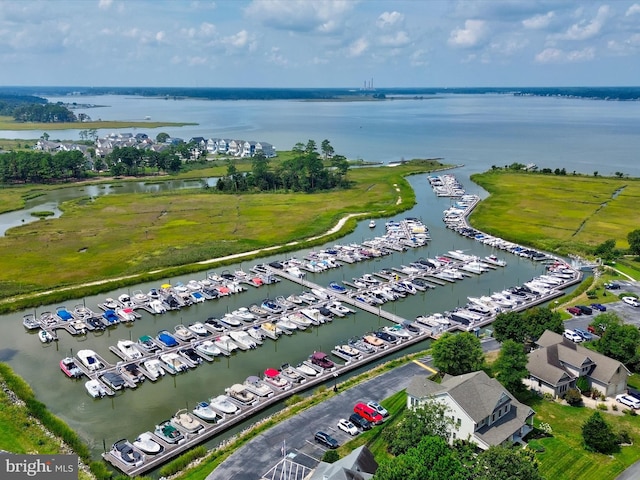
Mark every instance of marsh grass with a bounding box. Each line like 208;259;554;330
0;115;195;131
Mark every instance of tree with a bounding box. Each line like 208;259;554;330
156;132;170;143
628;229;640;256
582;411;619;454
492;311;527;344
473;445;543;480
321;139;334;160
593;312;640;365
432;332;484;376
322;449;339;463
564;388;582;406
594;239;618;261
493;340;528;393
383;400;454;456
493;308;562;347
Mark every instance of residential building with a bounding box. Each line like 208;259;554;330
406;370;535;450
307;445;378;480
526;330;630;398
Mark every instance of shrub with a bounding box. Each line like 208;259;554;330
576;377;590;395
597;403;608;411
582;412;619;454
158;446;207;477
613;404;618;411
565;388;583;406
322;450;339;463
618;429;632;445
539;422;553;435
543;392;554;401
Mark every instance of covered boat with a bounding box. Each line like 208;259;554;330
243;376;274;397
225;384;258;405
133;432;163;455
263;368;291;390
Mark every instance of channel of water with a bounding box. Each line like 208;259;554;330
0;172;550;468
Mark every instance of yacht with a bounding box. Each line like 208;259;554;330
195;340;222;357
210;395;239;415
192;402;220;422
229;330;257;350
243;376;274;397
116;340;143;360
143;359;165;378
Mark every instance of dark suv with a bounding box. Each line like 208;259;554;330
349;413;372;431
314;431;339;449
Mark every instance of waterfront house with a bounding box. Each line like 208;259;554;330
308;445;378;480
406;370;535;450
256;141;276;157
526;330;629;398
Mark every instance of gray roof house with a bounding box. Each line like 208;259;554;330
526;330;630;398
406;370;534;450
307;445;378;480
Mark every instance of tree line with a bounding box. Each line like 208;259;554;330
0;94;77;123
216;139;349;193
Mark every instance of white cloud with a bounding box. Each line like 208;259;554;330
348;37;368;57
448;20;487;48
267;47;288;66
245;0;354;34
222;30;256;51
556;5;609;41
607;34;640;54
626;4;640;16
187;56;208;66
155;31;165;43
522;12;555;30
409;49;427;67
535;46;595;63
98;0;113;10
378;31;410;48
377;11;404;29
489;37;529;57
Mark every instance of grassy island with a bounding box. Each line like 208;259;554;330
0;115;196;131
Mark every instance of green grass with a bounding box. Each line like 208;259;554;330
0;115;195;131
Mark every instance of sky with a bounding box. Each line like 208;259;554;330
1;0;639;88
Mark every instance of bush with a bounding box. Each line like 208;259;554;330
528;440;546;453
618;429;632;445
582;412;619;454
565;388;583;406
576;377;590;395
597;403;608;411
158;446;207;477
543;392;555;401
322;450;339;463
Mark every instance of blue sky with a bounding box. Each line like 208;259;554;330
1;0;639;88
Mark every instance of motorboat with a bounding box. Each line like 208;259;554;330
263;368;291;390
229;330;257;350
402;320;422;334
60;357;83;378
416;313;450;327
103;297;120;310
279;363;306;383
247;326;265;343
286;312;313;329
276;317;298;332
220;314;242;328
85;379;108;398
102;309;120;325
249;304;270;317
56;306;74;322
324;301;352;317
301;308;331;325
120;363;145;384
205;317;226;332
188;322;210;337
38;329;56;343
286;294;304;305
309;351;335;369
231;307;256;322
143;358;165;378
23;313;40;330
195;340;222;357
311;288;331;301
117;340;143;360
190;291;206;303
328;282;348;294
171;409;203;433
147;288;160;299
111;439;144;466
70;319;88;335
118;293;134;307
214;335;239;353
192;402;220;422
178;347;202;365
294;362;318;377
361;274;381;285
132;432;163;455
116;308;136;322
157;330;179;347
244;376;274;397
76;349;104;371
210;395;239;414
260;322;280;339
154;420;185;444
260;298;283;314
160;352;189;374
225;383;258;405
335;344;361;358
174;324;195;341
348;338;376;354
101;371;126;390
369;219;376;228
131;290;149;305
383;325;412;338
363;334;385;347
299;291;318;304
138;335;160;353
149;300;167;314
275;295;295;310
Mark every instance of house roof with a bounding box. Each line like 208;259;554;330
308;445;378;480
475;401;535;447
531;330;629;386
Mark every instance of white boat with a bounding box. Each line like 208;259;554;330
275;296;295;310
133;432;163;455
174;324;195;341
131;290;149;305
244;376;275;397
171;409;203;433
187;280;203;291
247;326;265;343
117;340;143;360
76;349;104;371
116;308;136;322
286;312;312;329
38;329;56;343
275;317;298;332
192;402;220;422
286;294;304;305
85;379;108;398
325;301;353;317
311;288;331;301
118;293;133;307
188;322;210;337
195;340;222;357
335;344;362;357
369;219;376;228
231;307;256;322
229;330;257;350
143;359;165;378
301;308;331;325
260;322;280;339
294;362;318;377
220;314;242;327
225;384;258;405
214;335;239;353
383;325;412;338
149;300;167;314
210;395;239;414
160;352;189;374
279;363;306;383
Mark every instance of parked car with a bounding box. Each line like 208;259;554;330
367;401;389;417
605;282;620;290
576;305;593;315
588;323;607;335
337;419;359;436
574;328;593;341
566;306;582;316
616;394;640;409
314;431;339;449
590;303;607;312
622;297;640;307
349;413;372;431
354;402;384;424
563;329;583;343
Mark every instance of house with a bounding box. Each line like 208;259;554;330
307;445;378;480
241;140;256;157
526;330;630;398
227;139;242;156
256;141;276;157
406;370;534;450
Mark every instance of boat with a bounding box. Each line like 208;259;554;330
363;334;385;347
120;363;145;384
190;291;206;303
286;312;312;329
160;352;189;374
325;301;353;316
138;335;160;353
260;298;283;314
275;317;298;332
76;349;104;371
188;322;210;337
60;357;83;378
229;330;257;350
328;282;348;294
118;293;133;307
132;432;163;455
225;384;258;405
214;335;239;353
101;371;126;390
192;402;220;422
117;340;143;360
143;358;165;378
231;307;256;323
174;324;195;341
149;299;167;314
171;409;203;433
247;326;265;343
348;338;376;354
301;307;331;325
102;309;120;325
38;329;56;343
103;297;120;310
157;330;179;347
220;314;242;328
154;420;185;444
263;368;291;390
309;351;335;369
335;344;361;358
244;376;274;397
195;340;222;357
280;363;306;383
294;362;318;377
299;291;317;304
131;290;149;305
116;308;136;322
210;395;239;414
260;322;280;339
85;379;108;398
311;288;331;301
205;317;226;332
275;295;295;310
23;313;40;330
110;439;144;466
179;347;203;365
286;294;304;305
369;219;376;228
56;306;74;322
383;325;412;338
249;304;270;317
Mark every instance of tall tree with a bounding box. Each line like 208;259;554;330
473;446;543;480
432;332;484;376
321;139;334;160
628;229;640;256
593;313;640;365
493;340;529;393
582;411;619;454
492;307;562;346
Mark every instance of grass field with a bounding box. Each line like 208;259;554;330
0;115;195;131
470;171;640;255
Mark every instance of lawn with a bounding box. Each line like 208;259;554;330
470;171;640;255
